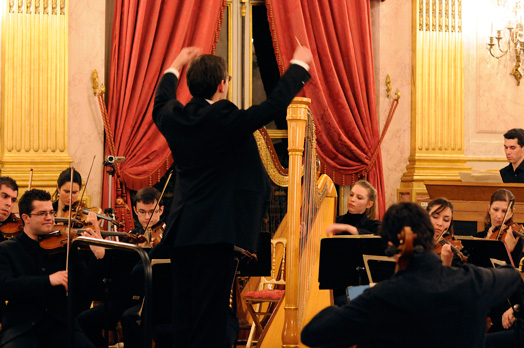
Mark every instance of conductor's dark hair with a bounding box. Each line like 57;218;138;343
379;202;434;252
426;198;454;235
134;187;162;206
186;54;228;100
19;189;52;217
57;168;82;189
504;128;524;147
0;176;18;192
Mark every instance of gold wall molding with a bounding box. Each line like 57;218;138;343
1;0;71;194
400;0;469;202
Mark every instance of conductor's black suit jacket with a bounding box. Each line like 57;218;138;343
153;64;310;250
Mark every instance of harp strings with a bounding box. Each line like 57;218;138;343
298;110;320;325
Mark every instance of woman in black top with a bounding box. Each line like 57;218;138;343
327;179;380;236
473;188;523;266
52;168;82;218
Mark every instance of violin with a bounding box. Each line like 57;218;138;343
38;225;139;252
435;233;468;263
133;221;165;247
490;219;524;241
0;213;23;239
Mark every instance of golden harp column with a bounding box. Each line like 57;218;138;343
398;0;470;202
1;0;71;193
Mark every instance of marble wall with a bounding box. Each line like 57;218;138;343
68;0;106;206
371;0;412;208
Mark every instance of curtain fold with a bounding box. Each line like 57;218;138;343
266;0;386;215
104;0;225;230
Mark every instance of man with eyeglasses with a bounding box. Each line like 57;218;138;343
78;186;167;348
130;186;165;246
0;176;19;243
0;189;104;348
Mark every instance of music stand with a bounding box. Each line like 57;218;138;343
362;255;396;284
455;236;514;267
318;235;386;289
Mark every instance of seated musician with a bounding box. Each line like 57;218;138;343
500;128;524;183
426;198;466;267
0;177;19;243
473;189;523;266
326;179;381;236
0;189;105;348
129;186;165;246
301;202;523;348
77;186;165;348
52;168;83;218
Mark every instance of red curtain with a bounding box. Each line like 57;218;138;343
104;0;225;230
266;0;386;216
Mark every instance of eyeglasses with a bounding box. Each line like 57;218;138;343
224;76;232;82
136;209;160;216
29;210;55;218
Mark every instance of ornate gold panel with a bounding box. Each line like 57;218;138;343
1;0;71;194
400;0;470;202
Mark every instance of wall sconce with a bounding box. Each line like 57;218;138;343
487;0;524;85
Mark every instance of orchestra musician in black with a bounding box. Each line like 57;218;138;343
0;189;105;348
77;186;166;348
301;202;523;348
0;177;20;243
500;128;524;183
52;168;83;218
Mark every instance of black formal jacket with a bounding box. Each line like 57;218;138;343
301;252;523;348
500;161;524;183
153;64;310;250
0;232;102;345
335;212;380;235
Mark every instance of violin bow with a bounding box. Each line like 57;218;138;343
143;170;173;243
498;199;515;239
28;168;33;190
75;155;95;218
66;166;75;273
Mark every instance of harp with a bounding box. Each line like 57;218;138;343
254;97;337;347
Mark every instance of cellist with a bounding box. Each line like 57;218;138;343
0;177;20;242
301;202;523;348
0;189;105;348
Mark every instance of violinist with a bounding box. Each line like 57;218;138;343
426;198;466;266
130;186;165;246
0;177;19;242
0;189;104;348
301;202;523;348
473;188;524;266
52;167;82;218
77;187;165;348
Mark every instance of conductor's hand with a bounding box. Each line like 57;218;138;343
171;47;202;71
50;270;68;291
292;45;313;65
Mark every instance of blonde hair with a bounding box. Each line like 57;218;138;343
350;179;378;220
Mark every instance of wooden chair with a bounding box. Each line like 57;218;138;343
243;238;286;348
